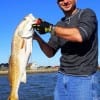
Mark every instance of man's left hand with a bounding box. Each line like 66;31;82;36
32;18;53;34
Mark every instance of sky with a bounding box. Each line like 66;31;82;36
0;0;100;66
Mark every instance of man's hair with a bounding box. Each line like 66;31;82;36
57;0;61;3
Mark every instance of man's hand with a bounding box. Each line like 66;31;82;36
32;18;53;34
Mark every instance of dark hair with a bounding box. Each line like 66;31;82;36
57;0;64;3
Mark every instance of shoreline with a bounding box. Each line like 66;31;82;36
1;67;100;75
0;68;58;75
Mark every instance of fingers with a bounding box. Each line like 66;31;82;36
33;18;42;25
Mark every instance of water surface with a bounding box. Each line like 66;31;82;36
0;71;100;100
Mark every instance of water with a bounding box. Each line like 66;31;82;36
0;72;57;100
0;71;100;100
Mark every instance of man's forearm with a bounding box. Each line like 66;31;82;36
54;26;83;42
36;36;55;58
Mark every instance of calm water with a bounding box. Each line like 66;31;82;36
0;71;100;100
0;72;57;100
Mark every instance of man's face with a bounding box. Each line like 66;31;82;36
57;0;77;12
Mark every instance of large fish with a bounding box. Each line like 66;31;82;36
8;14;36;100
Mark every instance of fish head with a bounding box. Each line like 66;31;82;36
18;13;37;38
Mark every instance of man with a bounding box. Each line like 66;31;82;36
32;0;98;100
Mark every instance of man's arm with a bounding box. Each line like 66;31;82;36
54;26;83;42
33;32;56;58
32;19;83;43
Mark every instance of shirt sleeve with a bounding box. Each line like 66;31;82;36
48;35;60;51
78;8;98;41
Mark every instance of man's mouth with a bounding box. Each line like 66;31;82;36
63;3;71;9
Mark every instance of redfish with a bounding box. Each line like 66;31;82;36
8;14;36;100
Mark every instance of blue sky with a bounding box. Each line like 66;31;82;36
0;0;100;66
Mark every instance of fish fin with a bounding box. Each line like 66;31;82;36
21;70;27;83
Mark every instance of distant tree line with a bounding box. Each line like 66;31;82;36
0;63;59;71
0;63;9;70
